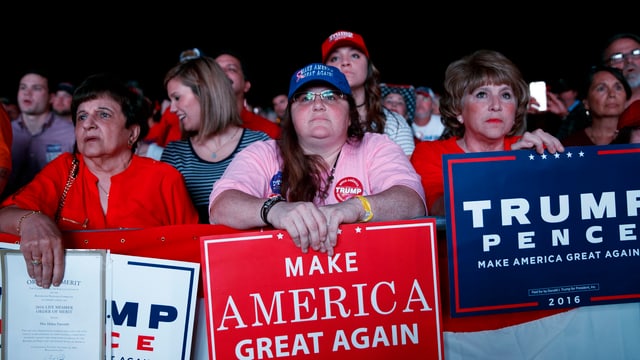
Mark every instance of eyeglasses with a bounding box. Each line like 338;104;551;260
291;90;346;104
607;48;640;65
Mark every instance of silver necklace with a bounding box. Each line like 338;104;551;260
97;182;109;198
205;128;240;159
322;150;341;199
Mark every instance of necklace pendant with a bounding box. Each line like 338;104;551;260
211;153;217;159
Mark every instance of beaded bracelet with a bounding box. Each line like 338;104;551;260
17;210;42;235
260;195;285;227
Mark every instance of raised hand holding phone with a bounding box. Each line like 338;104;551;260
529;81;547;111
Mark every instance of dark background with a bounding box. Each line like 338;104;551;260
1;7;636;111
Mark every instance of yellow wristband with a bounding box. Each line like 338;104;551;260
355;196;373;222
17;210;42;235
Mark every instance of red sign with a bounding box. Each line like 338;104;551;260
200;218;444;360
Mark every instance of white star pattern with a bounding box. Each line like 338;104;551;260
355;226;362;233
277;233;284;239
526;150;588;160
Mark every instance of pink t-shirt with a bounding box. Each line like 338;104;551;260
209;132;425;209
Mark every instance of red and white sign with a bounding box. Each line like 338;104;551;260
200;218;443;360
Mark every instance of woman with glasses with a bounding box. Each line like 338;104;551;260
209;63;426;256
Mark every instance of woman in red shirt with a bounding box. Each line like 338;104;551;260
0;73;199;289
411;50;564;216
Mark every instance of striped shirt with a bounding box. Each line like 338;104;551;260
161;128;271;223
382;108;415;156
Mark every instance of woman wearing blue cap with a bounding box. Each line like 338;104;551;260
209;63;426;256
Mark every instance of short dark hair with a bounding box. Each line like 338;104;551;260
214;48;251;81
19;67;52;89
586;65;632;100
71;73;150;151
601;32;640;63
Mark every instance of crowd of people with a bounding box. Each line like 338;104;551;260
0;30;639;288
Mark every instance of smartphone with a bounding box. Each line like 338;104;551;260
529;81;547;111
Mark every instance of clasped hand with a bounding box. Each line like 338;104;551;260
267;199;362;256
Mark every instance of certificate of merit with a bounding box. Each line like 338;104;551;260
1;249;106;359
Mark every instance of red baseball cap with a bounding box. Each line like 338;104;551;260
618;100;640;129
321;30;369;63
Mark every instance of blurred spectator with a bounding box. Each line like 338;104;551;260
0;106;12;194
562;66;631;146
411;86;444;142
612;97;640;144
380;83;416;124
602;32;640;143
528;77;590;140
144;105;182;149
3;68;75;200
547;77;590;140
215;50;281;139
50;82;75;123
432;91;441;115
0;97;20;120
601;32;640;107
271;93;288;125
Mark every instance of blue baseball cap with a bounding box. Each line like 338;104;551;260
288;63;351;99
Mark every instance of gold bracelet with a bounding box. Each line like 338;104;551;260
355;196;373;222
17;210;42;235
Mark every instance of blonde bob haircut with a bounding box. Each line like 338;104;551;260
163;55;242;141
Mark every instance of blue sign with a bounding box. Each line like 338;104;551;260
443;144;640;317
